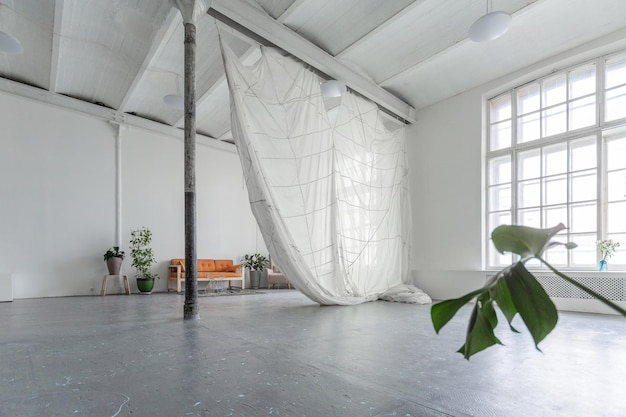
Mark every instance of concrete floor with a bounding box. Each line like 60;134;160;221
1;290;625;417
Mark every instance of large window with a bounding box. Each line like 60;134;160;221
486;52;626;269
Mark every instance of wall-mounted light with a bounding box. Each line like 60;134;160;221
0;30;23;54
468;0;511;43
320;79;346;98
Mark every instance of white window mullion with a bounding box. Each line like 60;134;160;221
598;57;606;127
511;90;519;225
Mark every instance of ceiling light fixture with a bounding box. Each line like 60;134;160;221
468;0;511;43
163;73;184;110
320;79;346;98
0;30;23;54
163;94;184;110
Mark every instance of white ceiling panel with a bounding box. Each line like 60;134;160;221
54;0;173;108
382;0;626;108
279;0;414;55
1;0;626;141
0;0;54;88
338;0;537;84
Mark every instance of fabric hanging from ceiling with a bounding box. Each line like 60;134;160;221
220;39;431;306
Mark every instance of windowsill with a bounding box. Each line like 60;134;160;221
486;268;626;274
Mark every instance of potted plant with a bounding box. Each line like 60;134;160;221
597;239;620;271
129;227;159;293
242;253;268;289
103;246;125;275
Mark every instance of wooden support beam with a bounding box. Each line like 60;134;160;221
207;0;416;123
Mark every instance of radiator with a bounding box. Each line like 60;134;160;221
486;272;626;301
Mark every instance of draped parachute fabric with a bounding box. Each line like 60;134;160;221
221;40;431;306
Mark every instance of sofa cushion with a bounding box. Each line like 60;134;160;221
214;260;233;272
225;264;240;272
197;259;216;272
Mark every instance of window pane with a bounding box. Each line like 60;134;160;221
542;105;567;137
606;55;626;89
570;234;597;267
489;244;512;268
518;208;540;227
605;86;626;122
569;65;596;99
544;205;567;228
518;149;541;180
570;203;596;233
570;171;596;202
606;136;626;170
518;179;540;208
608;201;626;233
490;121;511;151
607;170;626;202
488;155;511;185
490;94;511;122
570;137;596;171
543;74;567;106
544;241;568;266
518;112;540;143
517;83;540;115
543;143;567;175
488;211;512;268
544;175;567;205
569;96;596;129
489;185;511;211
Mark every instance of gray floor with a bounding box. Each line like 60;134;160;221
1;290;625;417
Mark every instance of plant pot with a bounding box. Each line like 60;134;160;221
106;257;123;275
137;277;155;294
249;270;261;289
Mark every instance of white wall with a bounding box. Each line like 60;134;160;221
0;92;264;298
407;30;626;302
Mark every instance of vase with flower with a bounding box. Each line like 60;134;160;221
596;239;620;271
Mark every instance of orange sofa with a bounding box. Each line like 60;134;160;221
168;259;244;293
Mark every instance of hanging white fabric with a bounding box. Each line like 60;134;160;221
221;39;431;306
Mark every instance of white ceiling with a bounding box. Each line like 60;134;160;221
1;0;626;142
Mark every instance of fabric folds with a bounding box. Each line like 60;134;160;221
220;39;431;306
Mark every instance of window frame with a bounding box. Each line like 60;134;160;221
485;51;626;270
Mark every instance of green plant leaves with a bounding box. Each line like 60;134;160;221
431;224;625;360
431;288;486;334
431;262;556;359
503;262;557;349
491;223;566;260
457;298;502;358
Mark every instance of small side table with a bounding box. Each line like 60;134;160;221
101;274;131;296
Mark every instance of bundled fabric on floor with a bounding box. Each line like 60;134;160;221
220;40;431;306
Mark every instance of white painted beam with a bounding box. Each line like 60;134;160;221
0;77;234;153
48;0;64;92
208;0;416;123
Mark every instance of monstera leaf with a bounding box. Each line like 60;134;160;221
431;224;626;360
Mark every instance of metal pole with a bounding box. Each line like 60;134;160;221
183;20;198;320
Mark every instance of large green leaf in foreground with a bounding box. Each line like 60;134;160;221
431;224;626;360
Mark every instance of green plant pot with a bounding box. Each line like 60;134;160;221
136;278;155;294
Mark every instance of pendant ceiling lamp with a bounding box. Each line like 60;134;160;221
468;0;511;43
320;79;346;98
0;30;23;54
1;0;22;54
163;94;184;110
163;73;184;110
